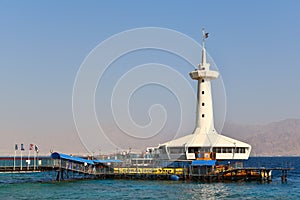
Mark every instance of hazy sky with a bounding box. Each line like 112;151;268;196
1;0;299;155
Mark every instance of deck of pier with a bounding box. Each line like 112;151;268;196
0;153;294;183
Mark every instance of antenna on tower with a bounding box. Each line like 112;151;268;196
199;28;210;69
202;28;209;48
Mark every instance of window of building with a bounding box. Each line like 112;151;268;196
202;79;205;82
202;91;204;95
213;147;221;153
234;147;246;153
202;102;205;106
221;147;226;153
169;147;185;154
241;148;246;153
202;114;205;118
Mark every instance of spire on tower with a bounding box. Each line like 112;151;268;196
199;28;210;70
202;28;209;47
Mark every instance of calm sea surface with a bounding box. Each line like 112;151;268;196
0;157;299;199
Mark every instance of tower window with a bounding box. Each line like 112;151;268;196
202;79;205;82
202;91;204;95
202;103;205;106
202;114;205;118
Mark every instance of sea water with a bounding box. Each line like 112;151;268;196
0;157;299;199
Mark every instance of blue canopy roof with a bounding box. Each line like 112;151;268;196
191;160;216;166
93;159;123;163
51;152;94;165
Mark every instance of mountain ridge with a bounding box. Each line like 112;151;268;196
222;119;300;156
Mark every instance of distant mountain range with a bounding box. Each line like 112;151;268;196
222;119;300;156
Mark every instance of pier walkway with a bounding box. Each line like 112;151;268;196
0;152;293;183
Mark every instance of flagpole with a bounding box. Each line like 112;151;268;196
20;150;22;170
34;149;36;170
27;148;30;170
13;147;16;171
202;28;205;48
35;145;39;169
37;151;39;169
36;151;39;169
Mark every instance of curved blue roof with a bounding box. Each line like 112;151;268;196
51;152;94;165
93;159;122;163
191;160;216;166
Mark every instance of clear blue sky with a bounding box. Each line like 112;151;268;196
0;0;299;154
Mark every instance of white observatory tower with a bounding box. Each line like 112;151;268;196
152;29;251;161
189;29;219;135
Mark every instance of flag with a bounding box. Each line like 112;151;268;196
205;32;209;38
29;144;34;150
15;144;18;151
21;143;25;151
35;145;39;153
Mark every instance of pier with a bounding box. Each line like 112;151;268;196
0;153;293;183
